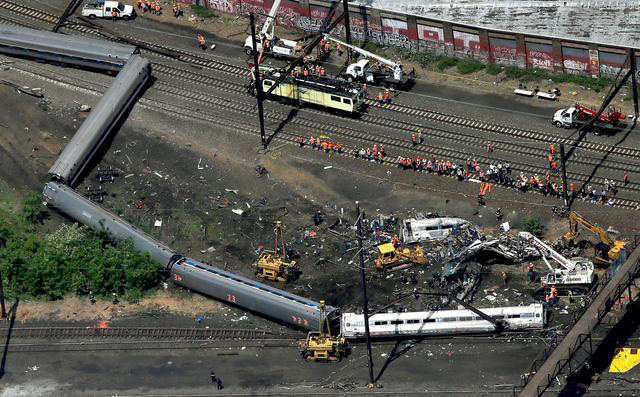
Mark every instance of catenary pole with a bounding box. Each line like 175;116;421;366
249;12;267;149
356;201;374;386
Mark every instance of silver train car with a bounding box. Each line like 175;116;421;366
341;304;545;338
42;182;337;331
48;54;151;186
170;258;340;331
42;181;178;266
0;24;137;72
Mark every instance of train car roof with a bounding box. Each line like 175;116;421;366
180;258;340;314
263;71;360;97
0;24;137;60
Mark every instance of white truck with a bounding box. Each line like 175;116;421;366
243;0;302;59
324;34;415;90
518;232;595;296
82;1;135;20
552;103;625;135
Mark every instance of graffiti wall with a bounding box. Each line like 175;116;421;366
562;46;591;75
525;42;554;71
453;30;482;60
380;18;412;49
417;24;445;53
489;37;517;66
599;51;627;77
205;0;240;13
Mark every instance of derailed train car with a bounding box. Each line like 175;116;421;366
42;182;339;332
0;24;137;72
48;54;151;186
42;182;178;266
341;304;545;338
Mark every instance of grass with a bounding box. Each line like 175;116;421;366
436;57;458;71
457;60;485;75
191;5;217;19
485;63;503;75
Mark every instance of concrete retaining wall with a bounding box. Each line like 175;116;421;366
182;0;640;78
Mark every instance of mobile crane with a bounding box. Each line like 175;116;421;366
562;211;626;266
519;232;595;296
243;0;303;60
323;34;415;90
254;221;301;283
298;300;348;362
552;103;626;135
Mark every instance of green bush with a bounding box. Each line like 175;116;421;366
20;192;46;224
191;5;216;19
437;57;458;71
0;220;162;301
457;60;485;75
485;63;503;75
522;215;544;237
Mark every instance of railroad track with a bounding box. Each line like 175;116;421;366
0;326;299;340
9;59;640;210
3;0;638;165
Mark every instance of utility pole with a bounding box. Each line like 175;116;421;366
355;201;374;386
559;143;569;207
249;12;267;149
342;0;352;62
631;53;639;118
0;267;6;319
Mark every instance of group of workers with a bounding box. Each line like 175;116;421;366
306;136;344;153
355;144;387;163
376;88;392;104
137;0;162;15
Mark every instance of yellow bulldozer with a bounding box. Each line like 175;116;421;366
254;221;301;283
374;243;428;272
298;301;347;362
563;211;626;266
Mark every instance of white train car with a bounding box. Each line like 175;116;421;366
341;304;545;338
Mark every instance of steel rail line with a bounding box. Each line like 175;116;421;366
0;326;299;340
2;0;638;165
9;59;640;210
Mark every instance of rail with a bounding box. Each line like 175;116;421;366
0;326;300;340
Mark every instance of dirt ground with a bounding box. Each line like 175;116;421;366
144;4;637;114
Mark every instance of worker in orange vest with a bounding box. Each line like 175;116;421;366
319;67;325;76
383;88;390;103
363;84;368;95
309;136;315;148
155;2;161;15
411;134;417;146
303;68;309;79
377;152;383;163
377;92;384;104
373;144;378;157
380;145;385;157
137;0;142;9
322;141;328;151
550;144;556;155
111;8;118;21
328;142;334;152
197;34;206;51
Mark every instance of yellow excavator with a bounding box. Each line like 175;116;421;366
254;221;301;282
562;211;626;266
298;300;347;362
374;243;428;272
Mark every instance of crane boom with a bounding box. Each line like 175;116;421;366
323;34;399;69
519;232;576;271
260;0;283;39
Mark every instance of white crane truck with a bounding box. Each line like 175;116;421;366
323;34;415;90
243;0;302;59
519;232;595;296
82;1;135;20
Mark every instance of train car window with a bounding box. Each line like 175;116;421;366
407;319;420;324
459;316;473;321
346;323;351;327
373;321;388;325
330;95;341;102
521;313;533;318
507;314;521;319
264;80;273;86
423;319;436;323
390;320;403;325
106;7;111;11
536;313;541;318
443;318;457;322
343;98;352;104
492;315;505;319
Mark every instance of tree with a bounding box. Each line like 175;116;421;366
20;192;46;224
522;214;544;237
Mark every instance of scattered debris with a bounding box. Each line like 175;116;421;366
232;209;244;216
78;104;91;112
154;219;162;227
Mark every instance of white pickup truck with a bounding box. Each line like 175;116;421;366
82;1;135;20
